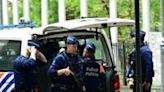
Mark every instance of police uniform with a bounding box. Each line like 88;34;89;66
82;43;106;92
126;49;135;78
48;36;83;92
126;49;135;89
128;31;154;92
14;40;41;92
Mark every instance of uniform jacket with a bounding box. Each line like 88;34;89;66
127;43;154;83
48;52;83;88
140;43;154;82
14;55;37;90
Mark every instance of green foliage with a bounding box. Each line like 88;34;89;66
10;0;160;40
65;0;80;19
117;0;134;42
151;0;160;32
48;0;58;23
18;1;23;18
65;0;109;19
17;0;58;26
118;0;134;19
30;0;41;26
88;0;108;17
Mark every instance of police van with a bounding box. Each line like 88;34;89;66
0;17;134;92
0;28;42;92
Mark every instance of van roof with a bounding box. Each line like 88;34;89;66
0;17;135;36
0;28;42;40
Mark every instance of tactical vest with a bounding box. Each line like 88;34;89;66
82;60;105;92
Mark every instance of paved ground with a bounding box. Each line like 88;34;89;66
121;86;162;92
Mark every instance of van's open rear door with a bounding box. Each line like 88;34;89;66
42;17;135;34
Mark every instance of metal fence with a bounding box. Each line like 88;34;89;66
112;42;133;86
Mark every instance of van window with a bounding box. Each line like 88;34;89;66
0;40;21;71
85;38;106;61
41;34;109;64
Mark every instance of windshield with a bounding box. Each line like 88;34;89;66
0;40;21;71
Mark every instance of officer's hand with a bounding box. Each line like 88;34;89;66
36;51;47;63
30;46;37;60
142;81;150;91
83;86;86;92
31;46;37;54
57;67;74;76
63;67;74;76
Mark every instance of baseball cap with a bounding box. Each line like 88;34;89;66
28;40;40;50
28;40;47;63
130;31;146;38
85;43;96;53
66;35;78;44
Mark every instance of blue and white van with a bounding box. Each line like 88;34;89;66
0;18;134;92
0;28;41;92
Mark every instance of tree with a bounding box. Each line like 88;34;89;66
7;0;160;40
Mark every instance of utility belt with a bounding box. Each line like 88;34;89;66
52;83;77;91
15;88;36;92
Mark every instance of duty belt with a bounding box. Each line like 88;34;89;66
15;88;36;92
53;84;77;90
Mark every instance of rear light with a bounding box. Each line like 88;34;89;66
114;73;120;92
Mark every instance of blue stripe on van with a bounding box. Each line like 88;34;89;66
0;73;12;88
2;79;14;92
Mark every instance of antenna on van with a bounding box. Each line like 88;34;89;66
18;19;36;28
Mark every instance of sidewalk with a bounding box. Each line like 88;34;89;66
121;86;132;92
121;86;162;92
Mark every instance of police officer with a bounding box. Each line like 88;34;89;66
128;31;154;92
82;43;106;92
48;36;85;92
14;40;47;92
126;49;135;89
